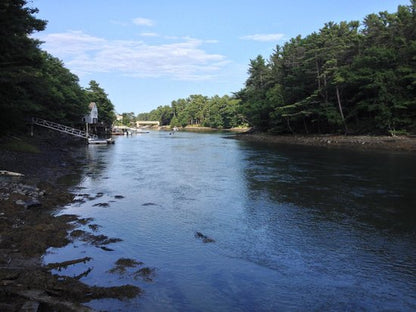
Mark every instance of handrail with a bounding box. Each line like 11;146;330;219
32;117;97;139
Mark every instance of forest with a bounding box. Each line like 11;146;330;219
1;1;415;136
0;0;115;134
135;95;245;129
138;1;416;135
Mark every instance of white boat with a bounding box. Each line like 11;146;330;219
88;138;115;144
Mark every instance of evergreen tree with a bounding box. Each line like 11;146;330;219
236;55;275;130
0;0;46;132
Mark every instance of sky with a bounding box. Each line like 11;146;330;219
32;0;407;115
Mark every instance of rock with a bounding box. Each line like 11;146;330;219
15;200;26;206
142;202;157;206
93;202;110;207
195;231;215;243
15;199;42;209
19;300;40;312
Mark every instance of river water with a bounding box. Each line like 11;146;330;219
45;131;416;311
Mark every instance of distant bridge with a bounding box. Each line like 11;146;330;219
136;120;160;127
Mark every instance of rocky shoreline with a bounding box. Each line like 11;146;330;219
0;133;141;311
234;133;416;152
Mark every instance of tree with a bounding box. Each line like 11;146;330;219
237;55;275;130
349;3;416;133
121;112;136;126
29;52;88;125
238;2;415;135
171;98;189;127
0;0;47;132
85;80;115;127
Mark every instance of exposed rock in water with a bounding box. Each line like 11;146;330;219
195;231;215;243
142;202;157;206
108;257;155;282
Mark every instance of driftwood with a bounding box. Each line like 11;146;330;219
46;257;92;270
0;170;24;177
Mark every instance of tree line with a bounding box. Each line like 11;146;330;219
236;0;416;135
0;0;115;135
135;94;245;129
136;1;416;135
2;0;415;136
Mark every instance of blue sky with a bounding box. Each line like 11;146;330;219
33;0;406;115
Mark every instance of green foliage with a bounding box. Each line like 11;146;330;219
0;1;112;134
31;52;88;124
137;95;244;129
236;1;416;134
120;112;136;126
0;0;46;132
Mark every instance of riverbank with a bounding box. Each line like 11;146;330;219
233;132;416;152
0;133;140;311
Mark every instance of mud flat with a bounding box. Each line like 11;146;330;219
0;133;141;311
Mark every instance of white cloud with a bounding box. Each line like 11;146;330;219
110;20;128;27
240;33;285;42
37;31;228;80
140;32;159;37
132;17;154;27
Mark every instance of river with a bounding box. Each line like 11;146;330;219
45;131;416;311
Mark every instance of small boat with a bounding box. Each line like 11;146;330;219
88;138;115;144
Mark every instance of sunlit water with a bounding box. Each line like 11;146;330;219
45;131;416;311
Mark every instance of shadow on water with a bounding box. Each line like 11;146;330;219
240;141;416;233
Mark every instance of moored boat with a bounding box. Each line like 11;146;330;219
88;138;115;144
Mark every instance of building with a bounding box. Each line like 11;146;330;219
82;102;98;124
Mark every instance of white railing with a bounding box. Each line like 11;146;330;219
32;117;97;139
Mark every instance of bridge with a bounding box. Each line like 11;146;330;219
136;120;160;127
31;117;97;139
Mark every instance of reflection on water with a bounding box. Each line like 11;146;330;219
242;142;416;232
46;132;416;311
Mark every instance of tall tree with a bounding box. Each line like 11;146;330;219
0;0;46;132
30;52;88;124
237;55;274;130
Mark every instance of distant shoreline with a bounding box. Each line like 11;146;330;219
233;133;416;152
158;125;416;151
